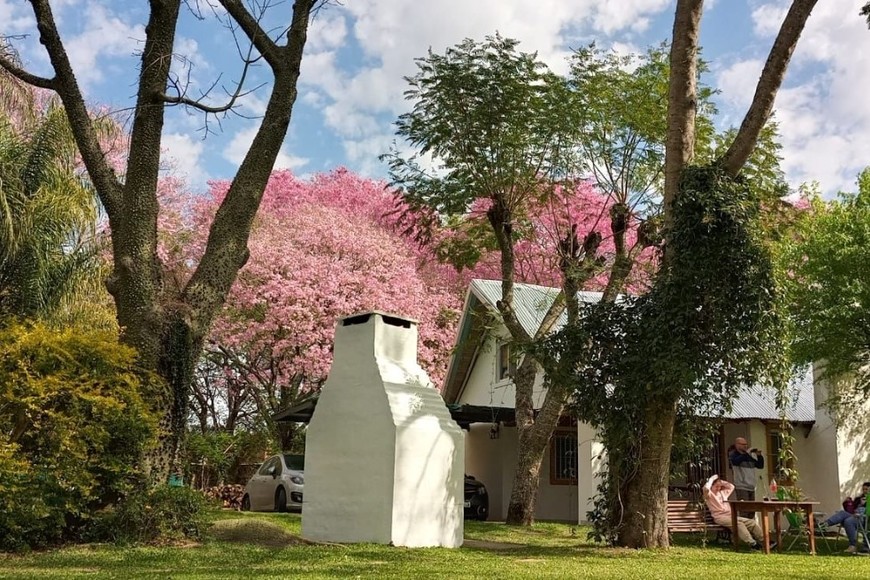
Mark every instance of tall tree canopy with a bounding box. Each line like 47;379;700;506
386;34;657;526
0;0;320;478
780;169;870;405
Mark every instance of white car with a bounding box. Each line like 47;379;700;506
241;454;304;512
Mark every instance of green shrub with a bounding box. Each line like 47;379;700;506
93;484;211;544
0;321;156;551
183;428;274;488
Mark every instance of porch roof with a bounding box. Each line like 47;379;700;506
273;396;515;427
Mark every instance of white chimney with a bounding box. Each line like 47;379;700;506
301;311;465;547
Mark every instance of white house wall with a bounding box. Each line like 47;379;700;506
812;371;870;510
459;334;547;409
465;422;581;522
722;418;851;516
577;422;605;523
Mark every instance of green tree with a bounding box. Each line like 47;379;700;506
386;33;789;527
0;1;320;479
581;0;816;548
781;169;870;403
0;72;111;326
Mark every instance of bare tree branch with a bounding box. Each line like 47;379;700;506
218;0;281;66
0;53;56;90
158;41;262;114
719;0;818;176
183;0;315;336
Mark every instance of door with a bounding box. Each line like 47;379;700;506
249;457;279;511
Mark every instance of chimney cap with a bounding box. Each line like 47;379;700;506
339;311;419;327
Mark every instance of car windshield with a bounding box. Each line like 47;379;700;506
283;454;304;470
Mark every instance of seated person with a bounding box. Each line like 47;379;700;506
818;481;870;554
703;474;773;550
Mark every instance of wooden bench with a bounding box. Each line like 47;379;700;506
667;499;730;539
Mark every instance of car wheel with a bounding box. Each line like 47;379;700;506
241;494;251;512
275;487;288;513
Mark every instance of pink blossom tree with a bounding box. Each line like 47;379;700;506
183;169;460;448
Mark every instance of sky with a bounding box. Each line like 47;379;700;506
3;0;870;196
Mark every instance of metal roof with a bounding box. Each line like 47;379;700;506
725;367;815;423
469;279;603;338
465;279;816;424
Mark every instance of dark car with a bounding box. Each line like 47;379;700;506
464;475;489;520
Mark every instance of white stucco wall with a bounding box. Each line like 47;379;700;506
464;422;582;523
577;422;606;523
303;313;464;547
458;333;547;409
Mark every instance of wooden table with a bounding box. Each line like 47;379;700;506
728;500;820;554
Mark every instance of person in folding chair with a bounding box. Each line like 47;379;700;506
817;481;869;554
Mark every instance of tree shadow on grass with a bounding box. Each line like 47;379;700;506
208;519;313;548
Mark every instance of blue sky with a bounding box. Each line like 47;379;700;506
3;0;870;196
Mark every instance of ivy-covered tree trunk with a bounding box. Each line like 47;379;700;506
617;397;677;548
610;0;818;549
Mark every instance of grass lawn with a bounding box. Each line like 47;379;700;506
2;511;869;579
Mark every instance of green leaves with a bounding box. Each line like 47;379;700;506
0;99;109;325
0;321;157;550
385;34;578;220
779;168;870;400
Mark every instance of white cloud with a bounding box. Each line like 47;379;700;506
750;1;790;37
716;58;764;111
308;11;348;52
64;3;145;87
223;125;309;171
0;0;35;34
301;0;674;172
730;0;870;194
161;132;207;189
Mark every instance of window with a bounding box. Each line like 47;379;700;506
257;457;279;476
497;343;517;381
549;426;578;486
766;426;794;486
283;454;305;471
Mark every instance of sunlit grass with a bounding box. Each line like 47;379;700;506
1;511;869;579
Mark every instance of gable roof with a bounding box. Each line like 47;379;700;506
443;279;815;424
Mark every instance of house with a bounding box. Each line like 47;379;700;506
442;279;870;523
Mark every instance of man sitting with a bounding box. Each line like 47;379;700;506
817;481;869;554
704;474;774;550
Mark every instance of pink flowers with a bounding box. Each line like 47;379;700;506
164;169;462;393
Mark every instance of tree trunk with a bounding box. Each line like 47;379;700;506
505;358;568;525
278;422;297;452
1;1;316;487
617;396;678;548
136;311;201;483
663;0;703;214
